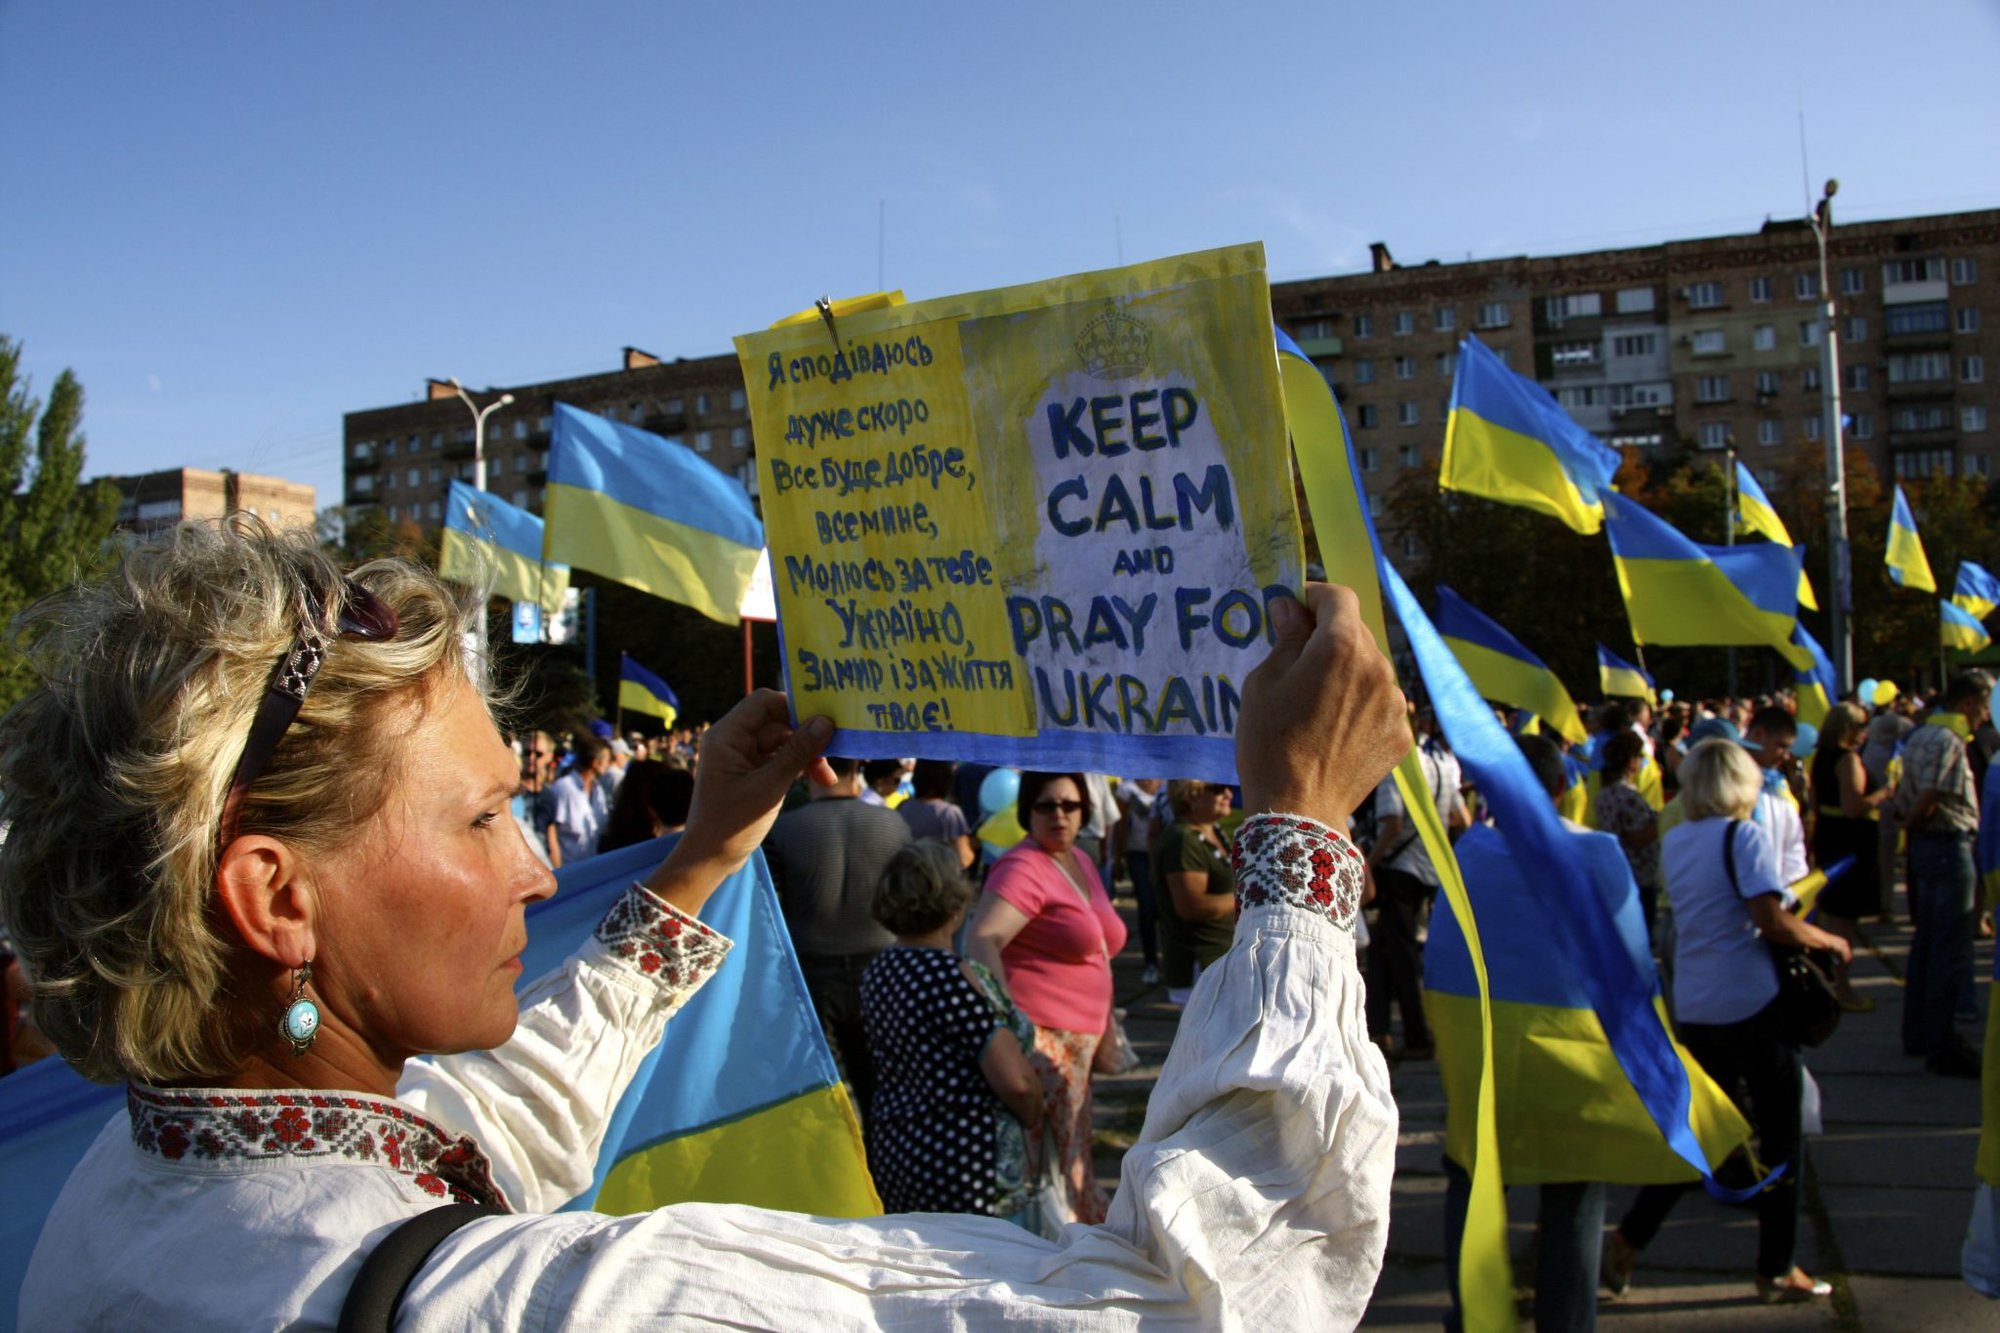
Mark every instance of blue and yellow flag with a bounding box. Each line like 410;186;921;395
1434;584;1588;745
1887;484;1938;593
1596;644;1656;705
1733;462;1818;611
1954;561;2000;621
1791;622;1838;731
545;403;765;625
1441;335;1621;535
0;840;879;1308
1980;765;2000;1189
439;480;570;616
1944;599;1994;653
1603;493;1813;670
619;653;680;727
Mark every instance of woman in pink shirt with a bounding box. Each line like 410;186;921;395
966;770;1129;1224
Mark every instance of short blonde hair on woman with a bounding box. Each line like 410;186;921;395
0;518;485;1084
1676;737;1763;822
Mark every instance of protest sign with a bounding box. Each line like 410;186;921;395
733;245;1302;780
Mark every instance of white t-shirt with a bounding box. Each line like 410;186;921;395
1752;774;1808;889
550;772;603;864
1662;817;1782;1026
1372;742;1465;888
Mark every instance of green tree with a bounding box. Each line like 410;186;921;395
0;337;121;710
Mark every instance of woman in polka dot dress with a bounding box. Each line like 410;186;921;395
860;840;1044;1219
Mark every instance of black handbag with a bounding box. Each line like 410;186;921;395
1723;819;1842;1048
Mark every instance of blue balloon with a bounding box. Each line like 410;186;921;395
1856;678;1878;707
1793;722;1819;755
978;767;1021;816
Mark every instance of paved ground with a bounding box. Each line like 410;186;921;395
1093;883;1994;1330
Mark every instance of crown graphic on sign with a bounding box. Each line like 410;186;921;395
1074;300;1153;380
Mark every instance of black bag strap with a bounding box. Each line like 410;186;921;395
1721;818;1741;896
337;1202;506;1333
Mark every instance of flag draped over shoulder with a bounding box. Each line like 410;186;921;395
1791;623;1838;730
619;653;680;726
0;840;879;1311
1596;644;1656;705
1733;462;1818;611
1944;599;1994;653
544;403;765;625
1954;561;2000;621
1433;584;1588;745
439;480;570;616
1603;493;1812;669
1441;335;1621;535
1886;484;1937;593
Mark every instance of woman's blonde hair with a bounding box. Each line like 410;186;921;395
1819;701;1867;755
0;518;485;1084
1677;737;1762;822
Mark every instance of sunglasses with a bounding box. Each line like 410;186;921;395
218;577;399;846
1032;798;1086;816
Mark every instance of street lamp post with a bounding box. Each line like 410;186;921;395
446;378;514;493
1808;179;1854;697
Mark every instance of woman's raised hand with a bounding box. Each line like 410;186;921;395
1235;584;1408;829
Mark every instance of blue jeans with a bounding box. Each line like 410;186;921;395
1903;832;1977;1059
1443;1156;1606;1333
1125;851;1157;966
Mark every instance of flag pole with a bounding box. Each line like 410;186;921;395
1724;444;1738;699
615;650;624;735
742;620;754;697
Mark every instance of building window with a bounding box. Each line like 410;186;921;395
1887;301;1951;336
1359;447;1378;471
1894;405;1951;432
1616;287;1655;314
1392;310;1415;336
514;454;528;473
512;489;530;508
1434;306;1457;332
1965;406;1990;433
1803;366;1822;391
1952;258;1979;286
1884;257;1946;285
1354;313;1375;338
431;433;443;450
428;465;442;483
1399;444;1420;467
1609;382;1669;408
537;414;553;433
1440;396;1453;418
1293;318;1335;341
1476;303;1510;328
1556;385;1606;409
1839;269;1865;295
427;500;441;520
1436;350;1458;376
731;425;750;447
1968;453;1993;478
1691;330;1726;355
1888;352;1952;383
385;439;399;458
729;388;747;411
1894;449;1955;479
1758;419;1782;447
1551;341;1598;367
1687;281;1724;309
1755;370;1780;396
1394;355;1417;379
1696;375;1731;403
406;468;420;487
1495;346;1514;368
1847;364;1870;391
1799;320;1822;347
694;430;713;452
1544;293;1603;326
1959;308;1983;333
1397;401;1420;426
1845;315;1867;343
1749;277;1774;304
1698;422;1730;450
386;505;398;522
1358;404;1379;428
1963;355;1986;383
1611;332;1658;358
1402;532;1421;559
1852;413;1873;439
1795;272;1821;300
1753;325;1777;351
1804;415;1823;441
1353;358;1375;384
1368;492;1383;518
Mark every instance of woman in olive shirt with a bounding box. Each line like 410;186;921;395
1151;779;1237;1003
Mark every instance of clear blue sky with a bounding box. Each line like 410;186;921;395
4;0;1996;509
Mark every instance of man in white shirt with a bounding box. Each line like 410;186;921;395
549;734;611;868
1743;706;1808;890
1366;713;1469;1059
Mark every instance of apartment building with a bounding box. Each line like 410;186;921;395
103;467;316;535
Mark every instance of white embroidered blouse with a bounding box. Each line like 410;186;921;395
20;815;1394;1331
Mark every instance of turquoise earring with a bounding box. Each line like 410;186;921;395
280;962;321;1056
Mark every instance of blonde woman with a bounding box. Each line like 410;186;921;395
3;523;1408;1329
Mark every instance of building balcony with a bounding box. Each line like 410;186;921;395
443;437;478;461
1884;379;1955;402
1293;335;1343;359
348;450;380;472
344;483;380;506
646;411;689;435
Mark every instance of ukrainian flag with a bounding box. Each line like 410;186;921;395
1603;493;1813;670
1441;335;1622;535
1886;484;1938;593
1733;462;1818;610
1791;623;1838;731
439;480;570;616
1944;599;1994;654
545;403;765;625
1596;644;1656;704
1434;584;1588;745
1954;561;2000;620
1426;823;1750;1185
1980;763;2000;1188
0;838;880;1309
618;654;680;727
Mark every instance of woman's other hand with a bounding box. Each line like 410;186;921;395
1237;584;1407;828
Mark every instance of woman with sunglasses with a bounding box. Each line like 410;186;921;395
964;771;1128;1224
6;521;1408;1329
